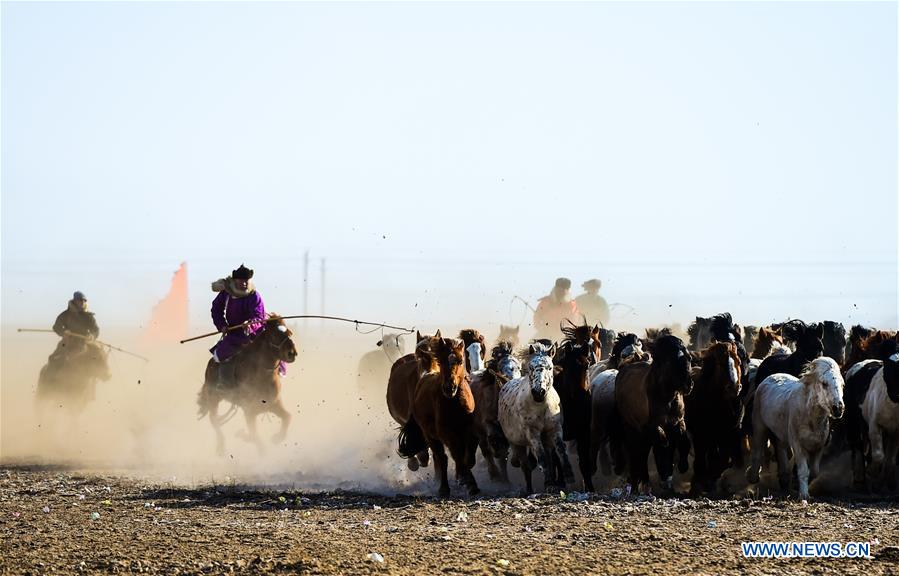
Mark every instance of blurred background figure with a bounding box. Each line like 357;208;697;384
533;277;579;342
575;279;610;326
48;291;99;366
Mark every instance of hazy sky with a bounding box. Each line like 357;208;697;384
2;1;896;332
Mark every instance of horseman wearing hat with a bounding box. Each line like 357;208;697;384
575;278;610;326
210;264;267;387
49;291;99;366
533;277;580;341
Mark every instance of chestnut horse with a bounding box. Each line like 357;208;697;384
397;337;480;496
386;330;441;471
196;316;298;455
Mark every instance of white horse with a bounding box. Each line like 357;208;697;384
747;357;845;501
861;352;899;489
498;342;573;494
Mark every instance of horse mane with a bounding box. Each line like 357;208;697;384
799;357;837;385
778;319;808;344
709;312;740;343
490;340;514;360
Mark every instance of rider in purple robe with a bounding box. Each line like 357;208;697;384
210;264;266;387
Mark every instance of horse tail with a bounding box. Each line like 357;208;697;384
397;416;427;459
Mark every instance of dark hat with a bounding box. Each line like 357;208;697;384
232;264;254;280
73;291;86;301
554;277;571;289
582;279;602;290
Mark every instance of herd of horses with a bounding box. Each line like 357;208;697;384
40;312;895;502
383;316;899;501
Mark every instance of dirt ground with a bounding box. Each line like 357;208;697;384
1;465;898;575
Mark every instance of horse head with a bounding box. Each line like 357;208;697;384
801;357;844;418
415;330;443;374
597;327;617;360
702;342;742;397
498;325;521;348
488;341;520;382
436;338;468;399
262;316;298;363
652;334;692;395
525;342;555;403
688;316;713;351
752;327;784;358
820;321;847;365
610;332;645;368
76;342;111;382
459;329;486;373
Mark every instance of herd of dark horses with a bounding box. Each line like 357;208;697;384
385;315;899;500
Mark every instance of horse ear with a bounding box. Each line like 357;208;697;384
513;326;520;334
416;330;423;342
814;324;824;340
434;329;442;339
549;343;557;357
528;344;537;355
592;324;600;336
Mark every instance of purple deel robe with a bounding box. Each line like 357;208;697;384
210;290;266;362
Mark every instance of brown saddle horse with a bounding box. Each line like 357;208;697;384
197;315;298;455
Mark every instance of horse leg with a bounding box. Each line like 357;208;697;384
577;426;594;493
773;438;790;494
449;439;479;496
207;398;227;457
513;445;533;495
868;422;885;487
794;449;811;501
477;433;501;481
747;424;768;485
691;434;708;496
242;409;265;454
554;433;575;486
883;434;898;491
429;440;450;498
269;397;292;445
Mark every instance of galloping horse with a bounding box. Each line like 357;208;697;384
615;334;693;493
554;321;601;491
398;337;480;497
470;341;521;483
685;342;743;494
197;315;298;455
386;330;441;471
37;341;111;416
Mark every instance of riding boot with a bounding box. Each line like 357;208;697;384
217;361;237;388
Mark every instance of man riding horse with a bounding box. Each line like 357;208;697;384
48;291;99;368
210;264;268;387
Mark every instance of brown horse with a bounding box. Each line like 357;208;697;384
685;342;743;495
197;315;298;455
386;330;441;470
398;337;480;497
37;341;111;417
470;341;521;483
845;330;898;372
554;321;601;491
615;334;692;493
497;325;521;349
750;327;785;359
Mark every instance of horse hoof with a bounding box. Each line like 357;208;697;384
438;487;451;498
407;458;420;472
467;486;480;496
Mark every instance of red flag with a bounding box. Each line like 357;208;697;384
143;262;189;344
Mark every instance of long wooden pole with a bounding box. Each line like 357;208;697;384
17;329;149;362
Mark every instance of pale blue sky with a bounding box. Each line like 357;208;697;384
2;1;896;332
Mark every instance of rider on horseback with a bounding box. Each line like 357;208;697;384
48;291;99;367
210;264;266;387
